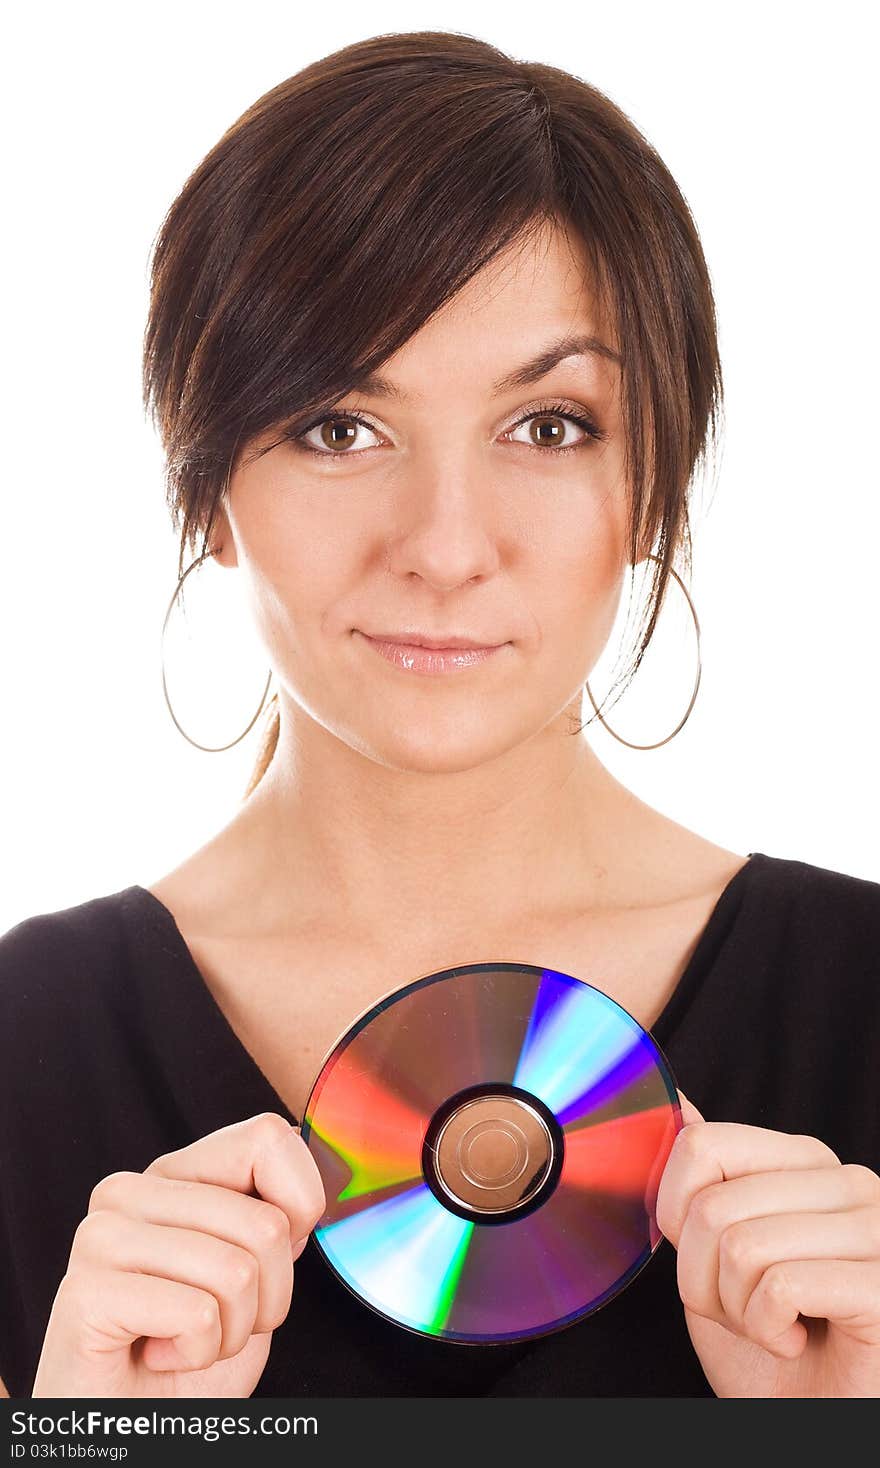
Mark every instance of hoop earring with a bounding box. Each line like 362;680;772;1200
161;546;273;752
584;556;702;751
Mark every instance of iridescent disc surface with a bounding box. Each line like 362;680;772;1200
301;963;682;1344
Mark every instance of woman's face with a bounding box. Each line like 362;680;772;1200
217;221;632;774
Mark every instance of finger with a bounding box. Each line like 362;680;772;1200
88;1168;298;1328
73;1209;291;1360
718;1204;880;1335
57;1265;222;1372
143;1113;326;1245
676;1164;880;1324
676;1090;705;1126
656;1121;840;1248
744;1259;880;1358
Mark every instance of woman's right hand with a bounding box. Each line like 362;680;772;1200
31;1113;326;1398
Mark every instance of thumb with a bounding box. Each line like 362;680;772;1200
676;1089;705;1126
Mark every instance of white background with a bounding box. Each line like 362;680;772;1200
2;0;877;932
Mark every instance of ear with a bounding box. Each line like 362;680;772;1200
208;504;238;569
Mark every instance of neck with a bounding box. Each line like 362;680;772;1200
223;690;646;944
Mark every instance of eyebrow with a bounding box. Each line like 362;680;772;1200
351;332;622;404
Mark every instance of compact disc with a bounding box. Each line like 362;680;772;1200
300;962;682;1345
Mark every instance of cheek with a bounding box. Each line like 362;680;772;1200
527;488;627;650
235;512;358;656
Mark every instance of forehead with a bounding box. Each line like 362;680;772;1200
455;221;600;317
364;222;620;399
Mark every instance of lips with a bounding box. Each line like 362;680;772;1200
362;632;503;650
356;631;507;676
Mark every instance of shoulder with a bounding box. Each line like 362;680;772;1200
670;852;880;1164
0;887;136;1036
0;887;154;1187
0;886;132;967
752;849;880;937
0;891;141;1396
744;850;880;1033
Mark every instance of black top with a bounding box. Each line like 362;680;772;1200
1;850;879;1399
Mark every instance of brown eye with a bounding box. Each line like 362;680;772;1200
294;414;382;455
529;415;568;448
506;404;605;454
320;419;357;450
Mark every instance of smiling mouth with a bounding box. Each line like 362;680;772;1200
360;630;505;650
355;631;509;675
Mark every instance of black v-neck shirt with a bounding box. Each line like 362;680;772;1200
1;851;879;1398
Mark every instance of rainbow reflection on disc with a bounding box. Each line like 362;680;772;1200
300;963;682;1344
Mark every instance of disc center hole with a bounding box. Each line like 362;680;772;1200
460;1120;528;1188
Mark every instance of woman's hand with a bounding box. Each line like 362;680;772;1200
656;1093;880;1397
31;1113;326;1398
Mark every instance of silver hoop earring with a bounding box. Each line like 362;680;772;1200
161;546;273;752
584;556;702;751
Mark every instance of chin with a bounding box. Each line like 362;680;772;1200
351;718;522;776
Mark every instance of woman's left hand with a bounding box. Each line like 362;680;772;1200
655;1093;880;1397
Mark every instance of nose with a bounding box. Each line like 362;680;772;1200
385;452;502;590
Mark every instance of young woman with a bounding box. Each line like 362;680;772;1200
1;31;878;1400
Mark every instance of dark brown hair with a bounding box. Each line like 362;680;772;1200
142;30;723;797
